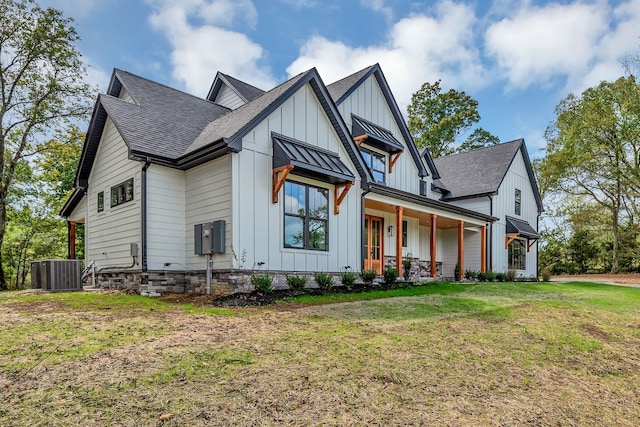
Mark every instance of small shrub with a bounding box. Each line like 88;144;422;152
361;269;377;286
476;271;486;282
314;272;334;293
464;269;477;280
340;268;357;290
285;275;306;292
505;269;517;282
383;268;398;286
251;274;273;294
495;272;506;282
484;270;497;282
454;262;461;281
541;270;552;282
402;257;412;280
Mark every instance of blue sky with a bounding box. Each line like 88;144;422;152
42;0;640;157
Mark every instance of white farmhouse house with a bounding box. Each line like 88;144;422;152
61;64;541;294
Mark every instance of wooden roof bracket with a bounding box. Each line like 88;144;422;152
334;182;353;214
272;165;294;203
505;233;519;249
354;135;367;147
527;238;538;253
389;151;403;173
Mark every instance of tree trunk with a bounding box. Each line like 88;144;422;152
0;199;7;290
611;204;620;274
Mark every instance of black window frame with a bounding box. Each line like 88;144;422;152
97;191;104;212
360;148;386;184
508;238;526;270
402;220;408;247
515;188;521;216
283;180;329;251
110;178;134;208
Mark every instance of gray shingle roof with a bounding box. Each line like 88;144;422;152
433;139;523;200
327;65;374;104
219;73;265;102
186;71;308;155
106;70;230;159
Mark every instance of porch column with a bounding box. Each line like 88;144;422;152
430;214;437;278
69;221;76;260
396;205;403;273
480;225;487;273
458;220;464;280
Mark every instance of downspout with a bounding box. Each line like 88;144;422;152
488;195;493;271
536;213;540;279
141;159;151;272
361;187;371;271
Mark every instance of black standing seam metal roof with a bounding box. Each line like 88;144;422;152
351;114;404;153
506;216;540;239
206;72;265;104
432;139;544;213
327;64;431;178
272;133;355;184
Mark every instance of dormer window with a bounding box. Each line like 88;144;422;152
352;114;403;176
361;149;386;183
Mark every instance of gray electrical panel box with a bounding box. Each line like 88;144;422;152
211;220;225;254
194;220;226;255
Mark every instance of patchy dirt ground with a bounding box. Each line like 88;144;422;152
1;282;640;426
552;273;640;286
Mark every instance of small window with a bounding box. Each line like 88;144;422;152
515;188;521;215
361;149;386;184
97;192;104;212
508;239;526;270
283;180;328;251
111;178;134;207
402;220;408;247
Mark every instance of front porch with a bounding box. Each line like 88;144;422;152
363;184;496;280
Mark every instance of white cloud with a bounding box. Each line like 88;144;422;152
286;1;484;112
147;0;275;95
280;0;319;9
83;60;111;92
360;0;393;21
485;0;640;92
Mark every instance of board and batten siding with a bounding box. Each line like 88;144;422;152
146;165;186;270
336;74;430;196
184;155;233;270
233;83;362;272
86;117;141;268
490;150;539;277
215;84;245;110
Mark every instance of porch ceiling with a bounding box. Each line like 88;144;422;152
365;199;462;229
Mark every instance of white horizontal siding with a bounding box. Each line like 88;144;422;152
184;156;233;270
448;197;491;216
68;195;86;222
86;118;141;269
146;165;186;270
215;84;245;110
119;87;134;103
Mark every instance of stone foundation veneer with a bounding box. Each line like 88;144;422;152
90;261;444;295
383;256;443;279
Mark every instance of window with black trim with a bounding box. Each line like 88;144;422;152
402;220;408;247
360;149;386;184
97;191;104;212
283;180;328;251
111;178;134;207
515;188;521;215
508;238;526;270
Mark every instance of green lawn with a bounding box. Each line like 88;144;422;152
1;282;639;426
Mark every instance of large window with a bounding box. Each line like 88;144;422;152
111;178;134;207
508;239;526;270
283;181;328;251
515;188;521;215
361;149;386;183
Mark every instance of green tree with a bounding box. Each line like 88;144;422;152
538;76;640;273
0;0;92;289
407;80;498;158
